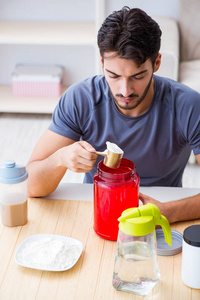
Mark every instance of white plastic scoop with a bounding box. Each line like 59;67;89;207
95;141;124;169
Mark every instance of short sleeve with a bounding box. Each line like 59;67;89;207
48;82;92;141
176;89;200;155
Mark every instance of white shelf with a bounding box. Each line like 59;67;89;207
0;86;66;114
0;0;105;113
0;21;96;46
0;21;96;113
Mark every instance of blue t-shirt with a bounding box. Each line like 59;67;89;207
49;75;200;187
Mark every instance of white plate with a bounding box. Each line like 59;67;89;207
15;234;83;271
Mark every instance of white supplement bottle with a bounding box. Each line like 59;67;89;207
182;225;200;289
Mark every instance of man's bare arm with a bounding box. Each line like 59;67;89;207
140;153;200;223
140;192;200;223
26;129;97;198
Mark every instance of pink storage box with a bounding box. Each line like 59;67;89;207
12;65;63;97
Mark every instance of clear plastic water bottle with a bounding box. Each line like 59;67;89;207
0;160;28;227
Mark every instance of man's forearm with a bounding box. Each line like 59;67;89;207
27;151;67;198
140;192;200;224
163;193;200;223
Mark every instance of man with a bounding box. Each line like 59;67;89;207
27;7;200;223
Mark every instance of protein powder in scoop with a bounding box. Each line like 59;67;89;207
106;141;124;154
104;141;124;168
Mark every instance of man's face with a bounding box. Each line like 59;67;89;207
101;52;160;117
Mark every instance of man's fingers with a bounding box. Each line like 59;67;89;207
79;141;96;153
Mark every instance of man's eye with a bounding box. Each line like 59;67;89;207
134;76;144;80
109;75;119;79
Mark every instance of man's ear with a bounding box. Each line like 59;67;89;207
153;53;162;72
100;55;104;68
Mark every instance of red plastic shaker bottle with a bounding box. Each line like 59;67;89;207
93;158;140;241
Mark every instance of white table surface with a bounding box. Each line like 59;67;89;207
45;182;200;202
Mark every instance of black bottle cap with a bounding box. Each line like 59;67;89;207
183;225;200;247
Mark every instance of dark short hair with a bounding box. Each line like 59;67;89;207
97;6;162;67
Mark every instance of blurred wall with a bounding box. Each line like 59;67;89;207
0;0;179;86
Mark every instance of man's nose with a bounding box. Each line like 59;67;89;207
120;79;133;97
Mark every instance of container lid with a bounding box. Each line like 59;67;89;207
118;204;172;246
183;225;200;247
156;229;182;256
119;215;155;236
12;65;63;82
0;160;28;184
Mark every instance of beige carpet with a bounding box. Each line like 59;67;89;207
0;113;51;166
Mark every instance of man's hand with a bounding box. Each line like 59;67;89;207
58;141;98;173
27;130;98;197
139;192;170;221
139;192;161;207
140;192;200;224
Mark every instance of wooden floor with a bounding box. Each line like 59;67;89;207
0;113;199;187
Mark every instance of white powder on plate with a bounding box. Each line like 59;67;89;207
18;237;81;270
